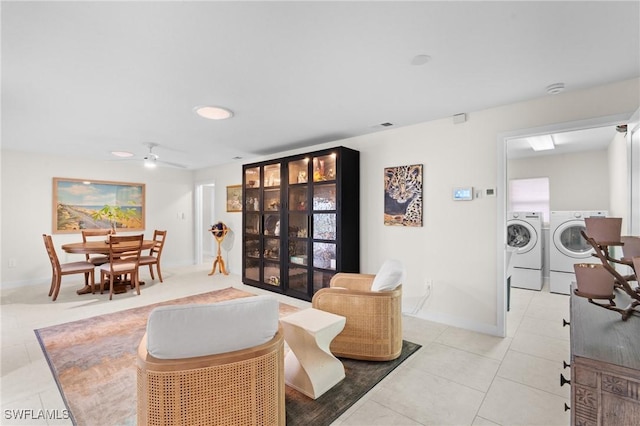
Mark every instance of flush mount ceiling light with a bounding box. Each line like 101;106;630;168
528;134;555;151
111;151;134;157
194;105;234;120
546;83;565;95
411;54;432;66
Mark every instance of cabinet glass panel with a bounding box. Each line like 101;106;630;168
288;158;310;184
245;257;260;282
263;260;281;286
289;186;308;212
289;267;307;293
313;271;333;293
264;188;281;212
313;214;336;240
245;188;260;212
288;213;308;238
245;167;260;188
312;153;337;182
264;163;281;187
289;239;308;266
245;213;260;235
264;238;280;261
313;242;336;269
264;214;280;236
245;238;260;259
313;184;336;210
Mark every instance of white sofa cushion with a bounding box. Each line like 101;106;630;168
371;259;406;292
146;295;279;359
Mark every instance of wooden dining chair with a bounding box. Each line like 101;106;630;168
139;230;167;282
99;234;144;300
43;234;96;301
81;229;112;266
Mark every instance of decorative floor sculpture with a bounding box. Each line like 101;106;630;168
209;221;229;276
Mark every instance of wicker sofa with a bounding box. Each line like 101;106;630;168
136;295;285;426
312;260;404;361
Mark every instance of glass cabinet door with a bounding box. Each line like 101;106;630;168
310;153;338;292
242;162;282;289
312;153;337;182
286;159;310;297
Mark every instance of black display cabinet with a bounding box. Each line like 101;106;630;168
242;146;360;301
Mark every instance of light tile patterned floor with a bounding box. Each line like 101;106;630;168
0;264;570;425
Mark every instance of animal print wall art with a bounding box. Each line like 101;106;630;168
384;164;423;227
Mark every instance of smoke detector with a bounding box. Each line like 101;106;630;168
546;83;565;95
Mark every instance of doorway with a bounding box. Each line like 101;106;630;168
496;111;636;337
194;182;216;265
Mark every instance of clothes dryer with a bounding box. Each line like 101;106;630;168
549;210;607;294
507;212;543;290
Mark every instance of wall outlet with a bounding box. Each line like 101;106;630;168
8;258;17;268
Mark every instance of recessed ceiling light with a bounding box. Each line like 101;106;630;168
411;54;432;66
194;105;234;120
111;151;134;157
546;83;565;95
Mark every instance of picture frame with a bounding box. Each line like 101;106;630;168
384;164;423;227
226;185;243;212
52;177;145;234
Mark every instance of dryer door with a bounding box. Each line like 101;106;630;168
553;219;592;259
507;220;538;254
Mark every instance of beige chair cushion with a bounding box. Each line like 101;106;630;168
146;295;279;359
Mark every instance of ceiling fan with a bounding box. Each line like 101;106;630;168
141;143;187;169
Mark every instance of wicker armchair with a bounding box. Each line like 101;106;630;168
312;260;404;361
137;296;285;426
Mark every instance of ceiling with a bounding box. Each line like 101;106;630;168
2;1;639;170
507;126;621;160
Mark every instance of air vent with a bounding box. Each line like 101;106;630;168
380;122;393;127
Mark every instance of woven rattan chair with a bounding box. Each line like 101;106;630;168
136;296;285;426
139;230;166;282
43;234;95;300
312;260;404;361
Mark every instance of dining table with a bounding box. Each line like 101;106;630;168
61;239;155;295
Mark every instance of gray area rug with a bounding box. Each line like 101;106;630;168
286;340;421;426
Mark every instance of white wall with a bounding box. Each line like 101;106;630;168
609;132;630;229
195;78;640;335
0;151;195;287
508;150;610;212
3;78;638;336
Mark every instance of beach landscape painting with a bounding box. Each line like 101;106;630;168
53;178;145;233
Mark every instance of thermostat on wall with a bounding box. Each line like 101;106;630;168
453;187;474;201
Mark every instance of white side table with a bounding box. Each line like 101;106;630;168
280;308;346;399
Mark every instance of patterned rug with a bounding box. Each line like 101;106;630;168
36;287;420;425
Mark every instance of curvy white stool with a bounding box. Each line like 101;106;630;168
280;308;346;399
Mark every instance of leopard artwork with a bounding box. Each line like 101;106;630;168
384;164;423;226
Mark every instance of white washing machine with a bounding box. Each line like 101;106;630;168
507;211;543;290
549;210;608;294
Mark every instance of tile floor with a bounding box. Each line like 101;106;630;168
0;263;571;425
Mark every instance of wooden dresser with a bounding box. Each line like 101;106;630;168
569;290;640;425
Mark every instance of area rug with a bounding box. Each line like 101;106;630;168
36;287;420;425
286;340;421;426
